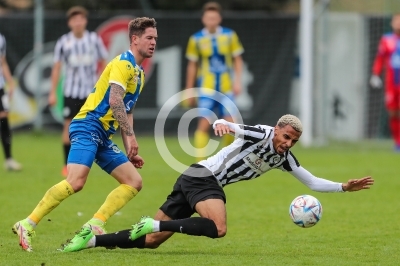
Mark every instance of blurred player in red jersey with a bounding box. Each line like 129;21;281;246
370;14;400;150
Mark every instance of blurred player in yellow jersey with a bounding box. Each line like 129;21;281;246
185;2;244;160
12;17;157;252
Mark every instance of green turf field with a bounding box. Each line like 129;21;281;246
1;132;399;266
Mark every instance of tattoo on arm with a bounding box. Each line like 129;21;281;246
109;83;134;136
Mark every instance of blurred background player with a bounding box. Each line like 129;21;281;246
48;6;108;176
370;13;400;151
0;32;21;171
185;2;244;161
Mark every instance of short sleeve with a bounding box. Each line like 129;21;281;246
95;34;108;60
186;36;199;62
53;38;63;63
230;31;244;57
280;151;300;172
109;59;133;91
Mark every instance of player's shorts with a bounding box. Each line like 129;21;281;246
63;96;86;120
67;119;129;174
159;164;226;220
0;88;9;112
197;89;237;119
385;83;400;111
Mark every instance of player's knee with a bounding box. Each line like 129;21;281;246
70;181;85;192
66;178;85;192
216;224;227;238
130;178;142;191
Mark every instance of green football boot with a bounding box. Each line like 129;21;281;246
130;216;154;241
61;227;94;252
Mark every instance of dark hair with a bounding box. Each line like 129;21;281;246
66;6;88;20
202;2;222;15
128;17;157;42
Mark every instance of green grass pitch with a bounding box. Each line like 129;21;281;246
1;132;399;265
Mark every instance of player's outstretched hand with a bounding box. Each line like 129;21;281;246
342;176;374;192
214;123;235;137
131;155;144;169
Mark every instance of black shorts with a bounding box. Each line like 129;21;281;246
63;97;86;119
159;164;226;220
0;88;9;112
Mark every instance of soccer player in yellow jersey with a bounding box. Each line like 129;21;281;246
12;17;158;252
185;2;244;160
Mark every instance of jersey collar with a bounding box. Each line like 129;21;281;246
202;26;223;36
128;49;143;70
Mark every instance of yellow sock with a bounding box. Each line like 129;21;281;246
28;180;74;224
194;130;209;161
222;134;234;147
93;184;138;222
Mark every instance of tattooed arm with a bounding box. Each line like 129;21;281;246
109;83;138;159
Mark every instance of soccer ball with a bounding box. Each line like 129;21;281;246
289;195;323;228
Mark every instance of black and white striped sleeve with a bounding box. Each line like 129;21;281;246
94;33;108;60
280;151;300;171
213;119;267;143
0;34;6;57
53;37;63;63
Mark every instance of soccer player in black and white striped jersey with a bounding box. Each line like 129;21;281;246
48;6;108;177
60;114;374;252
0;33;22;171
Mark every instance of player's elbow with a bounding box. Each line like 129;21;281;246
108;97;118;108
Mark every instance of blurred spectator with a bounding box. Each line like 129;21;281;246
48;6;107;176
0;32;22;170
370;13;400;151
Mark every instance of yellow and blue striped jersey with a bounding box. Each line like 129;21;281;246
186;26;244;93
74;50;145;137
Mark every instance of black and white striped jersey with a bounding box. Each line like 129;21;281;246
0;33;6;88
198;119;344;192
54;30;108;99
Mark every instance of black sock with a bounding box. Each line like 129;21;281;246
0;117;12;159
95;230;146;249
160;217;218;238
63;143;71;165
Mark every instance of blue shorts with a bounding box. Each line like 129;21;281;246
68;119;129;174
197;90;237;119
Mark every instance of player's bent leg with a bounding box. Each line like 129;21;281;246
130;213;220;240
61;119;72;177
62;210;174;252
12;166;87;252
110;161;143;190
195;198;227;237
65;163;91;192
90;162;142;225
